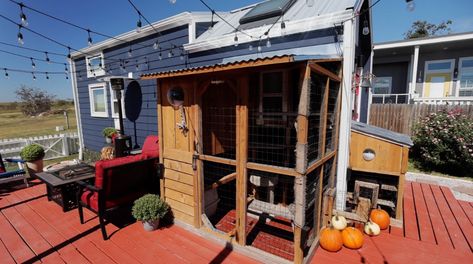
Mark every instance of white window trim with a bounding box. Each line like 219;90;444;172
457;57;473;97
423;59;455;97
86;53;105;78
109;86;126;119
373;76;392;95
88;83;108;118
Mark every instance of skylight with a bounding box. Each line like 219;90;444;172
239;0;297;25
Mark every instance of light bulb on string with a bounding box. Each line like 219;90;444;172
266;38;271;48
153;40;159;50
87;29;93;46
158;50;162;60
4;68;9;79
128;47;132;57
280;20;286;36
45;72;49;80
406;0;415;12
65;73;69;80
30;58;36;69
168;45;174;58
180;49;185;61
234;33;239;47
248;44;253;51
257;44;262;52
67;47;71;59
208;11;215;32
45;52;50;64
136;17;142;33
17;25;24;45
32;72;36;81
362;19;370;36
64;63;68;73
19;3;28;27
135;60;139;70
169;0;176;4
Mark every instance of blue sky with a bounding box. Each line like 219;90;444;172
0;0;472;102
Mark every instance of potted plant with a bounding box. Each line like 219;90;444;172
132;194;169;231
20;144;45;173
102;127;117;144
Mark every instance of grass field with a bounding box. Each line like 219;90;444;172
0;102;77;139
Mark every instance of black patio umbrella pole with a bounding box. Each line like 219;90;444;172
116;90;125;135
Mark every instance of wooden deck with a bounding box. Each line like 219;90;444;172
312;181;473;263
0;181;260;264
0;180;472;263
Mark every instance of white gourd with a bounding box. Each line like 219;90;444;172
364;221;381;236
331;215;347;230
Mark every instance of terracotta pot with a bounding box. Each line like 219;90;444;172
143;219;160;231
26;159;44;174
105;137;112;144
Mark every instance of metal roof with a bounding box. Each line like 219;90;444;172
141;54;339;79
374;31;473;50
351;121;413;147
186;0;358;53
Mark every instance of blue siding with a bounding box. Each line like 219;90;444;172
74;25;189;152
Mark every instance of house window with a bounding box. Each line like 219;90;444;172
459;57;473;97
89;83;108;117
109;87;125;118
373;77;392;94
86;53;105;78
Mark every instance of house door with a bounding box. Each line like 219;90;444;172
424;73;451;98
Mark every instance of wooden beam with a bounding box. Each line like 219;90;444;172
246;162;301;177
198;155;237;166
205;172;237;190
157;79;165;197
309;63;342;82
306;150;337;174
295;63;311;174
236;76;249;246
192;81;203;228
293;226;304;264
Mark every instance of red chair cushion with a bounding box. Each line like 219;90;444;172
0;167;5;173
141;135;159;158
94;155;144;191
81;190;145;211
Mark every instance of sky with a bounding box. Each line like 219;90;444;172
0;0;472;102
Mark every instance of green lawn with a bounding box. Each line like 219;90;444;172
0;103;77;139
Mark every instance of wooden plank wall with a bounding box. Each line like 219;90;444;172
369;104;473;135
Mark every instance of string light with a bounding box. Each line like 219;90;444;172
4;68;9;78
135;60;139;70
248;44;253;51
136;16;142;33
266;38;272;48
128;47;132;57
158;49;162;60
45;52;50;63
19;3;28;27
30;57;35;69
208;10;215;32
64;63;68;73
233;33;238;47
87;29;92;46
362;19;370;35
406;0;415;12
168;45;174;58
17;25;24;45
45;72;49;80
65;73;69;80
180;49;185;61
32;72;36;80
67;47;71;59
153;40;159;50
280;20;286;36
169;0;176;4
264;32;271;48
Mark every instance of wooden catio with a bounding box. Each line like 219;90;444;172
142;55;342;263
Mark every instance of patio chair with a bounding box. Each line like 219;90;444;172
0;153;29;186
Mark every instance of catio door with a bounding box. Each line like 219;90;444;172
200;81;240;232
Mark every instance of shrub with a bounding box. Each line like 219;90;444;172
411;108;473;176
20;144;45;162
102;127;117;138
132;194;169;222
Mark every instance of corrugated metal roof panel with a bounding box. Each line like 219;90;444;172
196;0;357;42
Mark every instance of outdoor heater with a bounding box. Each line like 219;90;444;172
110;77;132;157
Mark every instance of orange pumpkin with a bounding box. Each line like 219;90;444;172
341;227;364;249
319;227;343;252
369;209;390;230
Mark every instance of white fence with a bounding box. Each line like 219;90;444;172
0;133;79;160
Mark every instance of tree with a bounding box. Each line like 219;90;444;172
15;85;56;116
404;20;452;39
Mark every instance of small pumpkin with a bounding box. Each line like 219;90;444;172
331;214;347;231
319;227;343;252
341;227;364;249
369;209;390;230
364;221;381;236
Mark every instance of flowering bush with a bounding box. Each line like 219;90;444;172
411;108;473;176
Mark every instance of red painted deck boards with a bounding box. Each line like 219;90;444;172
459;200;473;225
420;182;453;248
411;182;436;243
403;181;419;240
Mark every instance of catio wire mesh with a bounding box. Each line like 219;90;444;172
325;80;341;153
202;106;236;159
304;167;321;243
307;73;326;163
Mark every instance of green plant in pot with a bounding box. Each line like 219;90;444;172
20;144;45;173
132;194;169;231
102;127;117;143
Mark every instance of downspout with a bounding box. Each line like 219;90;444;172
335;18;356;211
69;59;85;160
